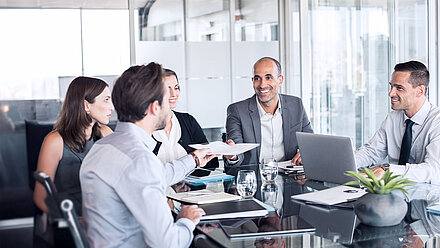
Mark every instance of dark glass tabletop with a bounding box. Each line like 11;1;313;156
189;164;440;248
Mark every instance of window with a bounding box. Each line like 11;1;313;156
303;0;428;148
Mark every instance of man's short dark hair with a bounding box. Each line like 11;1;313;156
394;60;429;89
254;57;282;76
112;62;165;123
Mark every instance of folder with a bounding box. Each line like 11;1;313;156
184;173;235;186
199;198;269;220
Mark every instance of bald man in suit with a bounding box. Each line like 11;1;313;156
225;57;313;166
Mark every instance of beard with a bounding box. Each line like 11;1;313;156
154;108;169;131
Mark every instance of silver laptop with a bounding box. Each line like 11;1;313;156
296;132;357;184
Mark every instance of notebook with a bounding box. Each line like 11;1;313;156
199;198;269;220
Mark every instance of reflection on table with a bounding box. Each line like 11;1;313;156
188;164;440;248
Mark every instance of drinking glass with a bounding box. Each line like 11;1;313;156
259;158;278;182
261;182;279;209
236;170;257;198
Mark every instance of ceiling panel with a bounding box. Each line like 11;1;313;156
0;0;149;9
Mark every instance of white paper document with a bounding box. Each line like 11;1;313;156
277;161;304;173
167;189;242;204
291;185;367;205
189;141;259;155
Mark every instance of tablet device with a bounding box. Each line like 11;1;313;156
188;168;218;178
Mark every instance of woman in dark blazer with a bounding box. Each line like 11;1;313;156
152;69;219;170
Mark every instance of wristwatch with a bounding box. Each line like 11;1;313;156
381;163;390;171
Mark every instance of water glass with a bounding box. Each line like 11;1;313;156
236;170;257;198
261;183;279;209
260;158;278;182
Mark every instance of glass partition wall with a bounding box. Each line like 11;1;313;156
137;0;279;130
290;0;429;148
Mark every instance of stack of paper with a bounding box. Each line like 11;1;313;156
277;161;304;173
291;185;367;205
167;189;242;204
189;141;259;156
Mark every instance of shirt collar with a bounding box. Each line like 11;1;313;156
115;121;157;151
404;99;431;125
256;95;282;118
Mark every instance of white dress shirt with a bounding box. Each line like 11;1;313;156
153;113;187;164
256;97;285;162
80;122;196;248
355;100;440;184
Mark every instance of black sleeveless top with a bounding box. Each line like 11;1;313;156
54;139;94;215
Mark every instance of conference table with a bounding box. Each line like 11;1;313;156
188;164;440;248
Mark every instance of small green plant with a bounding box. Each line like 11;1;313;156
345;168;414;194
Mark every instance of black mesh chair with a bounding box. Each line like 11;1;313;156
34;171;89;248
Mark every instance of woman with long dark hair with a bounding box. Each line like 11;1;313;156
33;76;114;214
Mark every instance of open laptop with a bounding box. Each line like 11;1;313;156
296;132;357;184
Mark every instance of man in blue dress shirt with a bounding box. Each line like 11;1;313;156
80;63;216;247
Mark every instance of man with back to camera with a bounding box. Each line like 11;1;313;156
80;62;216;247
355;61;440;184
224;57;313;166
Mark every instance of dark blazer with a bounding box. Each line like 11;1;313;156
225;94;313;166
153;111;219;170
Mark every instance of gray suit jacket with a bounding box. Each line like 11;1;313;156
225;94;313;166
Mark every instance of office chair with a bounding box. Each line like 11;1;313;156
60;199;89;248
33;171;89;248
25;120;54;190
33;171;61;216
193;234;220;248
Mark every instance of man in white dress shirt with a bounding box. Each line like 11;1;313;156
355;61;440;184
225;57;313;166
80;63;216;247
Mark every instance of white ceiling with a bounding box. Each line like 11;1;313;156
0;0;149;9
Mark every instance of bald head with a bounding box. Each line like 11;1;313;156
253;57;282;77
